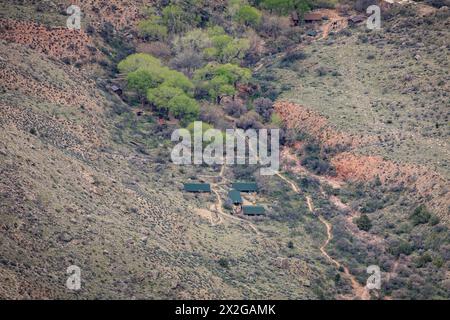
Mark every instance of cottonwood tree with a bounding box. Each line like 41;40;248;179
234;5;262;27
194;63;252;103
147;84;185;112
168;95;200;125
118;53;162;74
261;0;311;18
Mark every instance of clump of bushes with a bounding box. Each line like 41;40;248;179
234;5;262;27
409;205;433;226
118;53;199;125
253;97;274;122
355;214;372;231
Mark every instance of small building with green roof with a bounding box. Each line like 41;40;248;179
184;183;211;193
242;205;265;216
228;190;243;205
232;182;258;193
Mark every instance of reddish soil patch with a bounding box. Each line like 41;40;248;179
68;0;145;31
274;101;374;149
275;100;449;223
0;19;102;63
332;153;449;220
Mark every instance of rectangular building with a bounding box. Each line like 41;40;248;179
184;183;211;193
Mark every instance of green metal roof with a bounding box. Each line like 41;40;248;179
228;190;243;204
232;182;258;192
242;206;265;216
184;183;211;192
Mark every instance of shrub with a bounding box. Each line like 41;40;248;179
172;29;211;54
162;5;192;34
258;14;290;38
301;156;332;175
254;97;274;122
117;53;162;74
162;70;195;94
126;68;164;98
389;240;413;257
168;94;200;125
410;205;432;226
235;5;262;27
136;42;171;60
261;0;311;16
147;84;185;112
415;252;433;268
170;49;205;75
270;113;283;127
425;0;450;8
194;63;252;103
218;258;230;268
280;51;307;68
224;99;247;118
233;165;257;180
137;18;168;41
205;35;251;64
236;111;263;130
199;105;227;129
360;199;383;213
355;214;372;232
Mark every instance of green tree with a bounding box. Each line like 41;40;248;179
117;53;162;74
410;205;432;226
147;84;185;112
162;5;190;34
119;53;196;108
207;25;226;37
235;5;262;27
205;35;250;64
172;28;211;54
355;214;372;232
261;0;311;17
194;63;252;103
137;17;168;41
168;94;200;125
126;68;164;99
162;70;195;95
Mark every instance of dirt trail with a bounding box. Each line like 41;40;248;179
276;173;371;300
306;195;314;212
275;172;301;193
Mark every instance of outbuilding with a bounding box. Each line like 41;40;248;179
242;206;265;216
228;190;243;205
111;85;123;96
184;183;211;193
232;182;258;193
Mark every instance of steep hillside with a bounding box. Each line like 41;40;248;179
0;25;333;300
267;3;450;299
1;0;448;301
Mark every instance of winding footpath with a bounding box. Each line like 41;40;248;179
278;174;371;300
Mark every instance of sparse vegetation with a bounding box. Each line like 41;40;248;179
1;0;448;301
